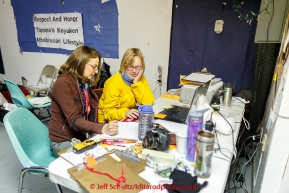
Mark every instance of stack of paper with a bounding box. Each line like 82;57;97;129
180;72;215;86
99;121;139;140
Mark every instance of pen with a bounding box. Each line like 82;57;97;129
100;138;137;144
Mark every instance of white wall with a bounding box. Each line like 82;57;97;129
0;0;172;98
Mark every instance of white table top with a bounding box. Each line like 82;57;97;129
48;97;244;193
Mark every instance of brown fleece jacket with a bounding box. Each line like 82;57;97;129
49;73;104;142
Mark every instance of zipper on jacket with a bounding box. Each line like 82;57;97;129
61;120;66;132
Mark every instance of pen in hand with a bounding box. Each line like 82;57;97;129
102;120;119;136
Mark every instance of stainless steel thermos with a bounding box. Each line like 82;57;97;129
194;130;215;178
222;82;234;107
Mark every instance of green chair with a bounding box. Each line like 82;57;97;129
3;79;51;122
3;107;62;193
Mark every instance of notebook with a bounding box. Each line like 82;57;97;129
155;81;210;124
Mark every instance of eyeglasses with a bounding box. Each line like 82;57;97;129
88;64;98;71
126;66;142;71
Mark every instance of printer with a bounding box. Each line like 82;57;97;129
180;81;223;104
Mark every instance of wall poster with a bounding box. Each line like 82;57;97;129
11;0;119;58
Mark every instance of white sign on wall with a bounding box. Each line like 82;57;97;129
33;13;84;50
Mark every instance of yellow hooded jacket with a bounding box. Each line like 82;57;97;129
98;72;154;123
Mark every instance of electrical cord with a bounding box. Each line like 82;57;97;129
218;112;237;158
213;131;232;162
225;129;262;192
225;127;263;193
225;142;261;192
152;85;161;97
234;142;261;189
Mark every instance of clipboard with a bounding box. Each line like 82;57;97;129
67;154;149;193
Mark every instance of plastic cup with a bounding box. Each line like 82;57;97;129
175;130;187;154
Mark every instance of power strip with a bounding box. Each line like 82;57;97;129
157;65;162;86
141;149;175;163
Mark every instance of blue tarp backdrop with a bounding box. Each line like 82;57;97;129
168;0;260;93
11;0;119;58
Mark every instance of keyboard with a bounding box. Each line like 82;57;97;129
166;106;190;122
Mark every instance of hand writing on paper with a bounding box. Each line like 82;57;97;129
125;109;139;119
102;120;118;135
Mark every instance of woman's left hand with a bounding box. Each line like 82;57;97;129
133;68;143;84
125;109;139;119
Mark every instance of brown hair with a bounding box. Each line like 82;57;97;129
59;45;101;86
119;48;145;73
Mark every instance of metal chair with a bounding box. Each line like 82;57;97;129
26;64;57;97
3;79;51;122
3;107;62;193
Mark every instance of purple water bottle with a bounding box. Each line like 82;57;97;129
186;107;203;162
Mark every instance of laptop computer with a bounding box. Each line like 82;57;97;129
154;81;211;124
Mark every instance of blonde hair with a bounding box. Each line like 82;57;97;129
59;45;101;86
119;48;145;73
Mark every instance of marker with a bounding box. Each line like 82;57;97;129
115;145;127;148
105;139;125;143
100;139;137;144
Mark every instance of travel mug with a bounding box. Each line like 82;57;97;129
222;82;234;107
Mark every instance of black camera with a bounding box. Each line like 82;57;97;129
142;128;170;151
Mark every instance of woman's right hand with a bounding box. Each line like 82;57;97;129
125;109;139;119
101;120;118;135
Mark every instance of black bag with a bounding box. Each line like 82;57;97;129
93;60;112;89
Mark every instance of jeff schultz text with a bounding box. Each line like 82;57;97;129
90;183;199;190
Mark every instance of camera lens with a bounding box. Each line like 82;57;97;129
142;135;156;149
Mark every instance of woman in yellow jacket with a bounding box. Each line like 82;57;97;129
98;48;154;123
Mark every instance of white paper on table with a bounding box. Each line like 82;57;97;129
60;145;107;166
101;122;139;140
182;73;215;83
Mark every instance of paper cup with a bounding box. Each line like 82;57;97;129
175;130;187;154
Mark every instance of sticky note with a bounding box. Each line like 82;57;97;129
163;105;173;109
155;114;167;119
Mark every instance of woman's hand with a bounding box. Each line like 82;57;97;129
101;120;118;135
133;68;143;84
125;109;139;119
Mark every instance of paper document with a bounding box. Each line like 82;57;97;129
101;121;139;140
60;145;107;166
28;96;51;105
182;73;215;83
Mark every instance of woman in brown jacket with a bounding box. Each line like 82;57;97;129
49;45;118;155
